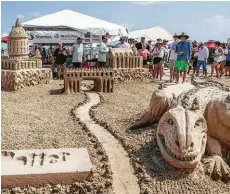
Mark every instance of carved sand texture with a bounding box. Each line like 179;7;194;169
93;82;230;194
75;91;140;194
1;80;113;194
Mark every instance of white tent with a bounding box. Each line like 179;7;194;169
129;26;173;42
22;9;128;44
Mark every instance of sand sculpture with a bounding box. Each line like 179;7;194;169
64;68;114;93
1;18;52;91
106;48;143;69
131;77;230;182
2;148;92;188
106;48;148;82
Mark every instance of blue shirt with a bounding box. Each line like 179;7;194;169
175;41;191;61
226;45;230;61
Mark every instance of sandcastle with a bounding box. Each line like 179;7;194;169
106;48;148;82
106;48;143;69
1;18;52;91
64;68;114;93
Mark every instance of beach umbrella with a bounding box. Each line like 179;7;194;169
1;36;8;43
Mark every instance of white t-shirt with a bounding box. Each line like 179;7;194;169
98;42;109;62
197;46;209;61
71;43;84;63
221;49;228;61
214;47;223;62
169;40;179;60
152;47;168;58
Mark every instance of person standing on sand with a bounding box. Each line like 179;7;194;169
98;35;109;68
210;41;223;78
135;37;150;51
168;33;179;82
174;32;191;84
196;42;209;77
225;41;230;76
54;43;67;80
71;37;84;68
152;39;168;81
138;44;150;66
188;40;199;75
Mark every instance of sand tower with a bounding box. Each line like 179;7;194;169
1;18;52;91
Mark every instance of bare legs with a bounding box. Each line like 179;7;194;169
169;60;175;82
155;63;163;81
211;61;219;78
57;64;61;80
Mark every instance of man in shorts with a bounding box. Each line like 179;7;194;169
168;33;179;82
175;32;191;83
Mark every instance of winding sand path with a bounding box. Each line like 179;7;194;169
75;91;140;194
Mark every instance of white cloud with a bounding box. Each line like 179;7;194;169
2;32;8;37
28;12;41;18
203;14;230;29
202;14;230;38
132;1;158;6
16;14;25;19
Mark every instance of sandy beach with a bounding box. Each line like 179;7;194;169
1;80;113;194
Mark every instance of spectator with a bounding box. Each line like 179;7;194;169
138;44;150;66
210;41;223;78
98;35;109;68
152;38;168;81
169;33;179;82
71;37;84;68
114;36;130;48
41;48;47;64
135;37;150;51
175;32;191;84
54;43;67;80
225;41;230;76
196;42;209;77
163;39;169;49
188;40;199;75
220;43;227;76
129;38;137;53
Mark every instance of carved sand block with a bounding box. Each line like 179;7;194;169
106;48;143;69
1;148;93;189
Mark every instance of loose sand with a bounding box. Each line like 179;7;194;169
1;80;113;194
93;81;230;194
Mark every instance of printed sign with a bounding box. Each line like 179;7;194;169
26;31;84;44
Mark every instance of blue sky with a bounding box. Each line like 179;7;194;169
1;1;230;42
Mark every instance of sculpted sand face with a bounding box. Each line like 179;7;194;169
157;106;207;169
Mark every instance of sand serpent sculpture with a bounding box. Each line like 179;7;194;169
131;75;230;182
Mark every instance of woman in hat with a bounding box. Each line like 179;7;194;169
151;38;169;81
210;41;224;78
174;32;191;84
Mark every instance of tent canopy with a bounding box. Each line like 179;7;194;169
22;9;128;36
129;26;173;42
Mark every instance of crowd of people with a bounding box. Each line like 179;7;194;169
30;32;230;82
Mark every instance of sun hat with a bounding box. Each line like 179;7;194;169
173;33;179;38
163;39;168;42
199;42;204;45
120;36;126;41
192;40;199;45
178;32;189;39
156;38;163;44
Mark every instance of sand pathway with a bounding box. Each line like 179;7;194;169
75;91;140;194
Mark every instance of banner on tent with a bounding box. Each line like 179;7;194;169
26;31;84;44
26;31;102;44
